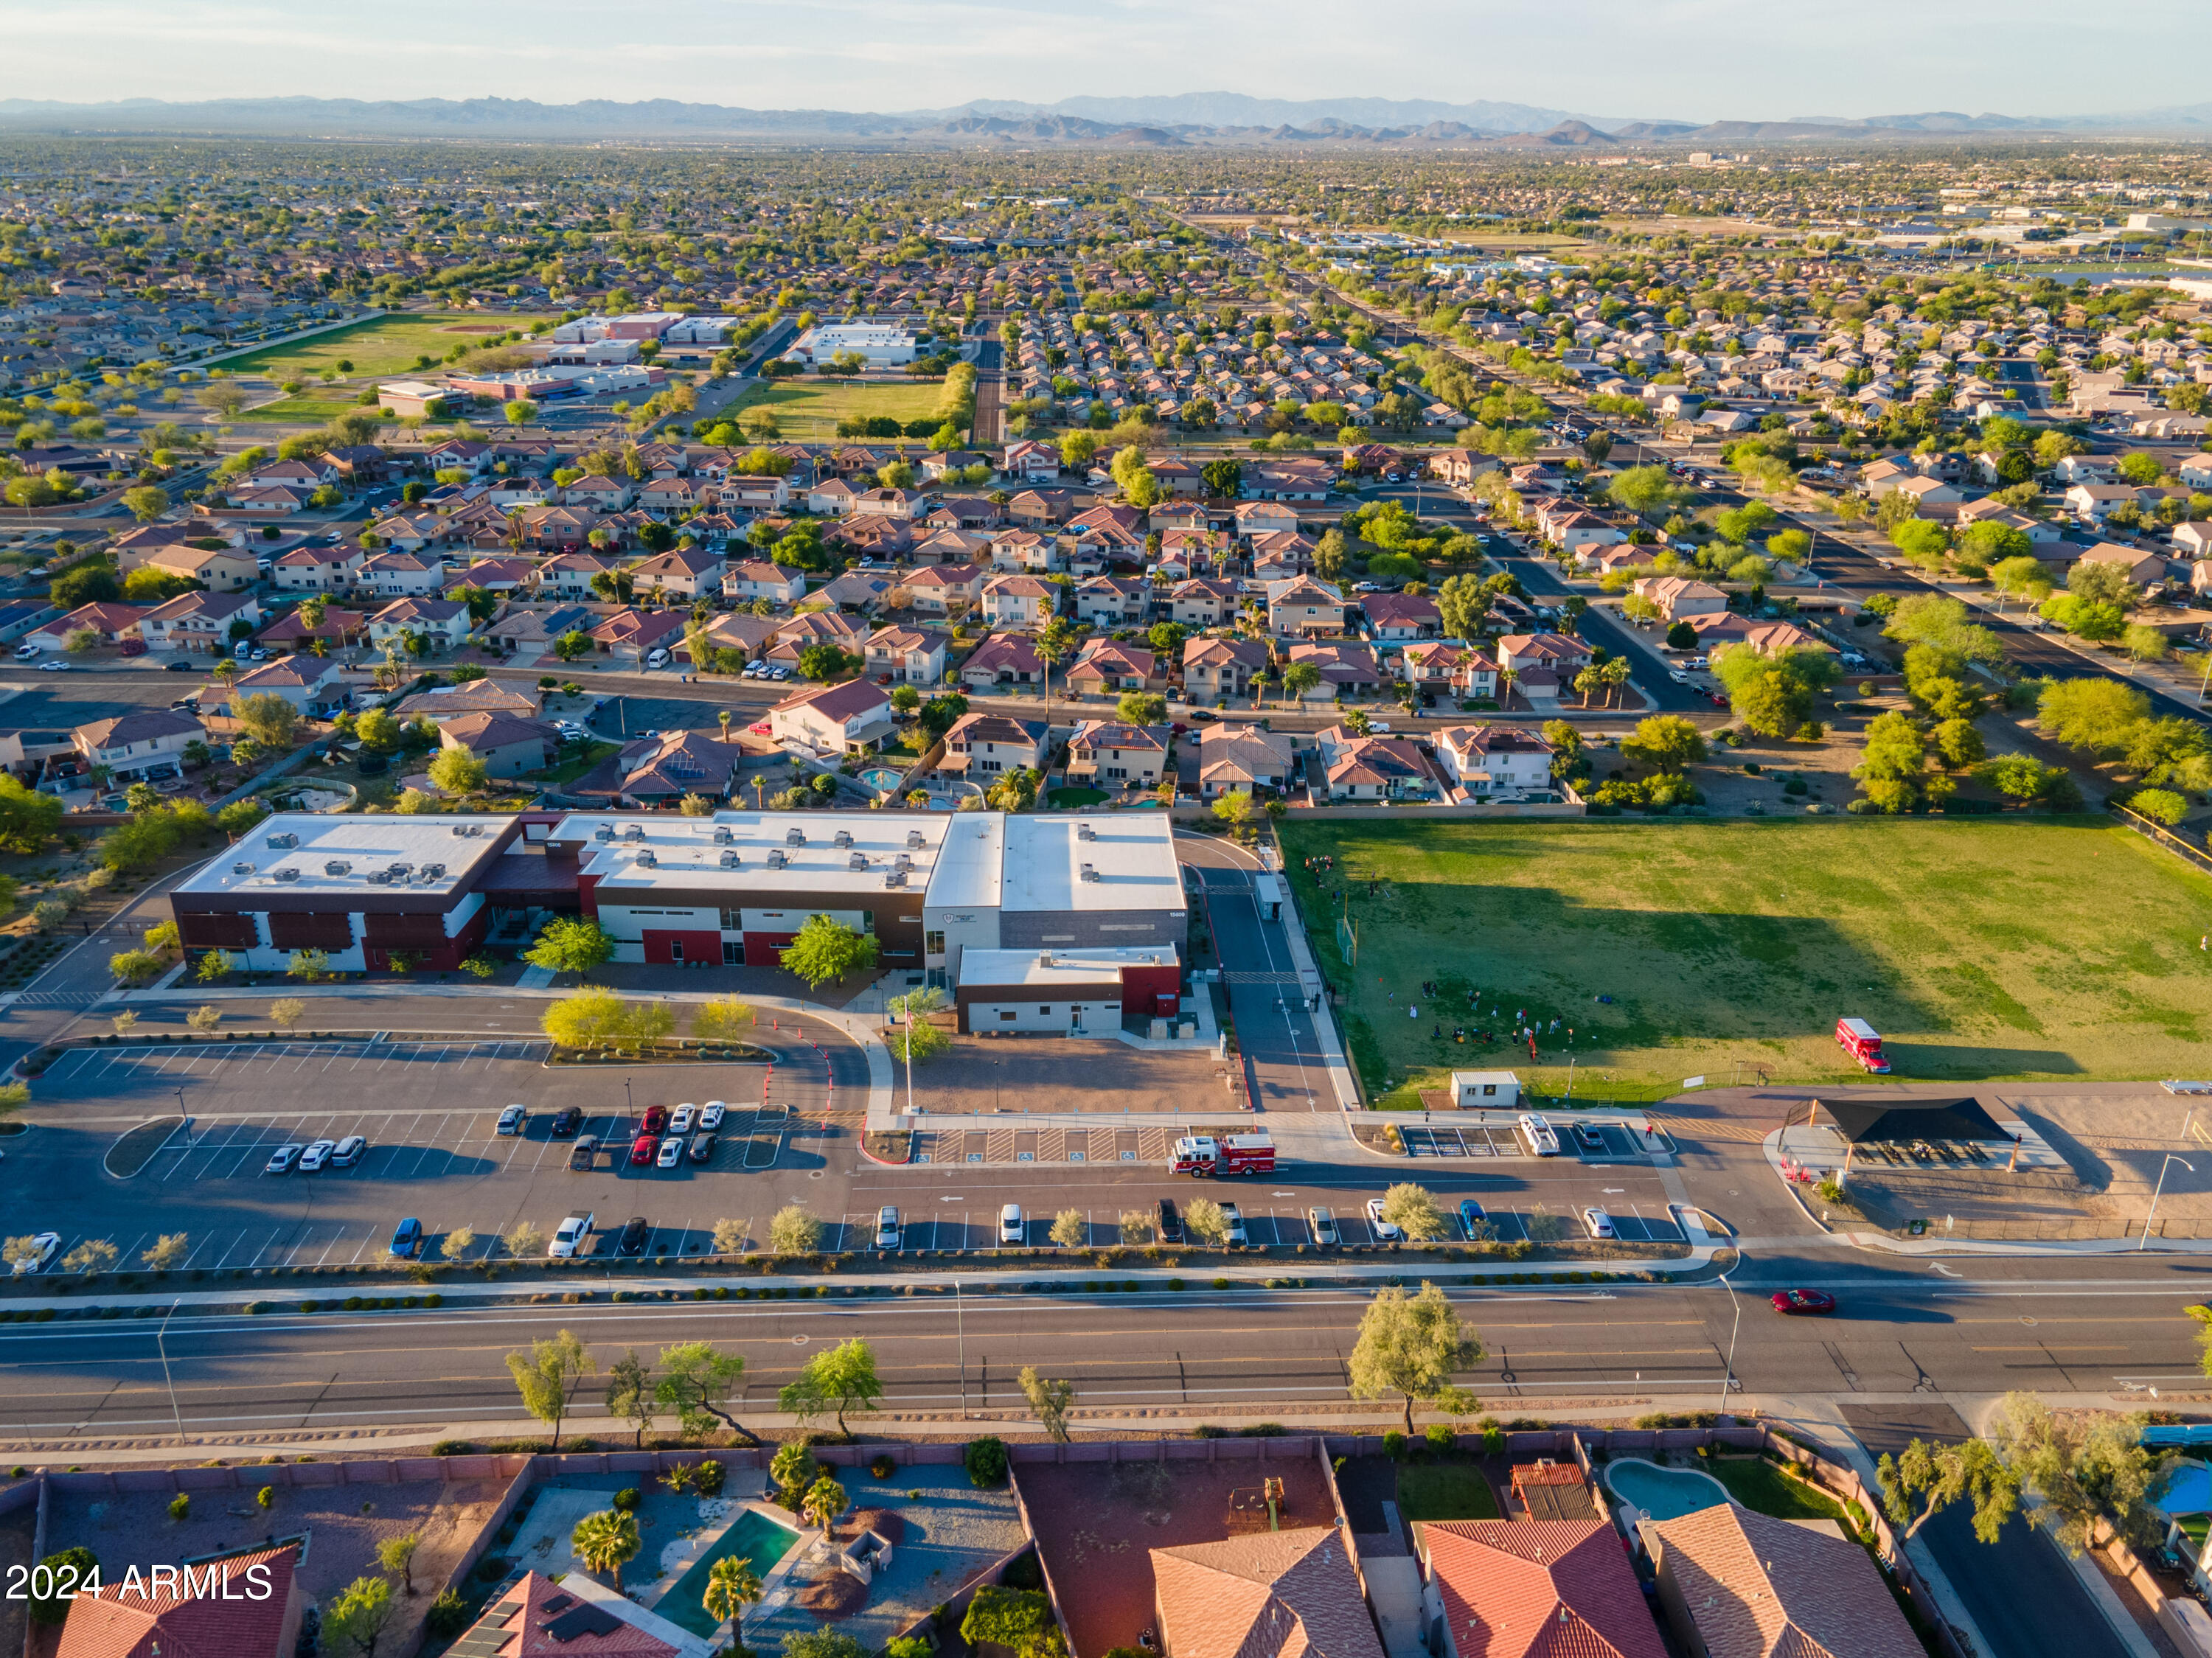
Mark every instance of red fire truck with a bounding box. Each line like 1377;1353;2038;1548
1835;1017;1891;1074
1166;1133;1276;1176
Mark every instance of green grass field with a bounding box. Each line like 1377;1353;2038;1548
1705;1457;1849;1522
723;377;953;442
1395;1460;1502;1521
218;311;551;382
1276;818;2212;1102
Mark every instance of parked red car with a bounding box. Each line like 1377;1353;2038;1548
641;1106;670;1135
630;1133;658;1167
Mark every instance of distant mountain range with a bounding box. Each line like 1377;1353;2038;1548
1;93;2211;145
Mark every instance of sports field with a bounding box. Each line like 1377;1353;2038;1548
723;377;953;442
218;311;552;381
1276;817;2212;1104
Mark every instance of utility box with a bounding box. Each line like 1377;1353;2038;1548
1253;873;1284;920
1450;1070;1522;1109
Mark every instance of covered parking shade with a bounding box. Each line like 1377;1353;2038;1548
1817;1097;2006;1143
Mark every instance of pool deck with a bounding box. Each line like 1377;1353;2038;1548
639;1498;807;1642
742;1469;1027;1655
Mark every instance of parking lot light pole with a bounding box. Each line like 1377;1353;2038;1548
2143;1156;2194;1252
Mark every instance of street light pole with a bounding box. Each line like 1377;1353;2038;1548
954;1277;967;1418
2143;1155;2195;1251
156;1299;186;1446
1717;1269;1744;1418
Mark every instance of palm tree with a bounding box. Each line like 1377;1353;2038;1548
800;1474;848;1536
1498;666;1519;709
718;709;733;745
1604;658;1632;708
702;1556;763;1631
1573;666;1600;708
571;1509;641;1594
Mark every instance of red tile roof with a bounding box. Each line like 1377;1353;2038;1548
1424;1520;1665;1658
1642;1503;1922;1658
58;1539;299;1658
1151;1526;1385;1658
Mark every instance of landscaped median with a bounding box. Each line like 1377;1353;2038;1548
0;1239;1729;1328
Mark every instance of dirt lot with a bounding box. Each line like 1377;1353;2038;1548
44;1474;509;1648
911;1036;1230;1114
1015;1455;1337;1657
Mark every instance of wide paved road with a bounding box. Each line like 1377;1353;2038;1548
1;1253;2201;1441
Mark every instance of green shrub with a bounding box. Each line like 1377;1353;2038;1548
870;1454;896;1479
1425;1423;1455;1454
256;1485;274;1509
167;1494;189;1521
964;1435;1009;1488
693;1459;725;1497
612;1487;641;1512
431;1439;474;1456
961;1585;1053;1651
1382;1430;1407;1460
425;1589;470;1639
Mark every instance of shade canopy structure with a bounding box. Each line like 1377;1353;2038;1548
1817;1097;2006;1143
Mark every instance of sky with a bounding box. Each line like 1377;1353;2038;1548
0;0;2196;122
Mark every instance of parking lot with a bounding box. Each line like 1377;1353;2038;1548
8;1034;859;1270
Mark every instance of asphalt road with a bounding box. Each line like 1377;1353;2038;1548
2;1254;2203;1441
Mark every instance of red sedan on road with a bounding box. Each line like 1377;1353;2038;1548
1772;1289;1837;1316
630;1133;659;1167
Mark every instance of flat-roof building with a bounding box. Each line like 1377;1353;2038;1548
954;946;1182;1034
166;809;1186;982
786;321;918;366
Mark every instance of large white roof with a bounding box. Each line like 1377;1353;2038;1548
174;813;515;899
1001;815;1185;914
566;810;950;899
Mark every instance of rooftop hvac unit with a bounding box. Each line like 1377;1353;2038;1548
635;849;656;868
593;825;614;842
719;850;741;868
450;824;470;837
894;852;913;870
387;863;413;879
833;829;854;848
1037;951;1054;967
266;832;299;850
1076;821;1096;842
1080;863;1099;882
883;868;905;888
419;863;447;882
622;823;644;842
848;852;868;871
274;866;300;882
231;861;254;877
905;829;925;849
712;826;733;845
767;849;786;869
366;870;392;885
324;860;351;877
785;827;806;847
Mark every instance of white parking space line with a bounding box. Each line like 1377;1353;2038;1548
178;1232;221;1269
346;1230;376;1265
215;1121;282;1180
247;1227;293;1267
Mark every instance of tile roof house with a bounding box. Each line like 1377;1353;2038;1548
439;709;558;779
73;708;205;779
27;602;149;649
864;624;947;685
136;589;261;657
960;632;1046;689
257;605;367;651
445;1568;712;1657
368;596;473;652
771;677;895;756
941;711;1051;778
1422;1519;1665;1658
1632;576;1729;622
1643;1502;1922;1658
218;653;348;717
1151;1526;1385;1658
1432;725;1557;798
981;574;1062;628
1268;577;1347;638
1360;592;1443;641
1286;641;1382;699
58;1539;306;1658
1194;725;1296;798
1065;720;1171;788
630;546;726;600
616;728;743;804
1183;635;1270;702
1311;727;1444;801
587;607;689;662
1065;639;1159;696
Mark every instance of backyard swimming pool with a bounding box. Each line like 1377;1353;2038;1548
657;1508;803;1637
858;767;906;794
1602;1458;1728;1522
